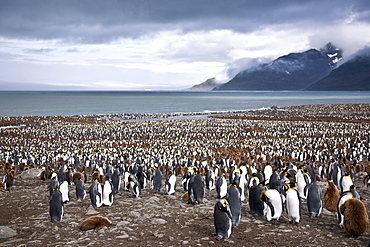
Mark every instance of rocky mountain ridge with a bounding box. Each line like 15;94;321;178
213;43;342;91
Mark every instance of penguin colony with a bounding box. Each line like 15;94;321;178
0;103;370;242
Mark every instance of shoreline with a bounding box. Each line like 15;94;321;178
1;103;370;127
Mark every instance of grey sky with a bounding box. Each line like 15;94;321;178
1;0;369;90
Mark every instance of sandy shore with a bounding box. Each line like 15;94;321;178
0;103;370;246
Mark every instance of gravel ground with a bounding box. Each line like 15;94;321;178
1;104;370;247
0;167;370;247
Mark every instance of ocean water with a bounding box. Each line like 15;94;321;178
0;91;370;117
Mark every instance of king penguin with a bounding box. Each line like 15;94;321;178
306;181;323;217
261;189;283;222
135;165;145;188
128;174;142;197
269;169;285;194
264;163;273;185
165;172;176;195
248;181;266;216
205;166;216;190
49;177;60;197
49;188;64;222
182;169;193;192
76;178;86;200
226;183;242;226
296;168;311;199
151;168;162;192
90;179;103;208
285;181;301;224
216;173;227;199
214;199;233;239
188;168;205;204
339;172;353;194
111;167;121;194
102;180;114;206
59;180;69;203
248;173;260;189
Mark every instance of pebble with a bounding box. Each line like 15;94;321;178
116;220;130;227
86;208;99;215
0;226;17;238
151;218;167;225
116;232;129;239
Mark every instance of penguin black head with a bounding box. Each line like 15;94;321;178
193;166;198;172
218;199;229;212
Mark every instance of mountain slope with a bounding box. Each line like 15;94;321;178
306;54;370;91
186;77;223;91
214;43;342;91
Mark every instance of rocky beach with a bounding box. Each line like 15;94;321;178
1;104;370;247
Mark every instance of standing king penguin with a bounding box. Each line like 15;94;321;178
102;180;114;206
188;168;205;204
249;181;266;216
226;184;242;226
285;182;301;224
214;199;233;239
76;178;86;200
49;188;63;222
90;179;103;208
165;171;176;195
151;168;162;192
306;181;323;217
216;173;227;199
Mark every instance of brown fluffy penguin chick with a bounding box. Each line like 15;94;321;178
72;172;84;184
80;216;112;231
323;180;340;212
340;198;369;238
182;192;189;202
91;170;101;182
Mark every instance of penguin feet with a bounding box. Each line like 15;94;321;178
215;235;226;240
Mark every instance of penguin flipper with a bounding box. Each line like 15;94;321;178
296;189;302;216
303;184;309;198
266;198;275;217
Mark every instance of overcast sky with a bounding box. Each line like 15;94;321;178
1;0;369;90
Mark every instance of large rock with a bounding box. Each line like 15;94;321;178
21;168;42;179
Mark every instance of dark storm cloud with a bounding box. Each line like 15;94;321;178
1;0;369;43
